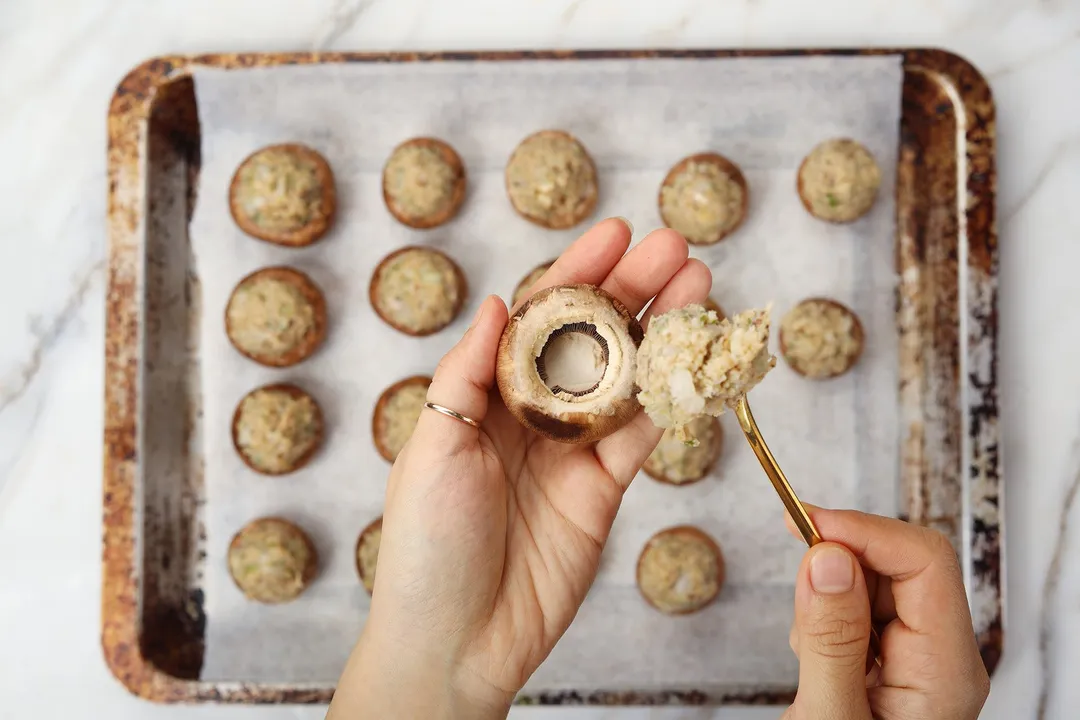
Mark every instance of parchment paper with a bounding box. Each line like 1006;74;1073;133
191;55;904;690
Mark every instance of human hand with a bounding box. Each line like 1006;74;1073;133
327;218;712;720
782;506;991;720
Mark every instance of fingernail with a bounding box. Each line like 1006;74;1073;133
613;216;634;235
809;547;854;595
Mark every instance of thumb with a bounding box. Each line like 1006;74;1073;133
790;543;873;720
414;295;509;452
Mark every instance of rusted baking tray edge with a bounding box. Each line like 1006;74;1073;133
103;48;1000;705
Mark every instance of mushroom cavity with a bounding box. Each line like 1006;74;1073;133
496;284;643;443
536;321;609;397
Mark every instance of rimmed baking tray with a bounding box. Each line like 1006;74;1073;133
102;48;1000;705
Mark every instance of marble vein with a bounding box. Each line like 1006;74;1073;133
987;29;1080;80
401;0;432;44
1001;138;1078;225
560;0;586;27
312;0;376;51
649;1;700;43
1036;431;1080;720
0;259;104;416
2;0;1079;716
2;0;125;103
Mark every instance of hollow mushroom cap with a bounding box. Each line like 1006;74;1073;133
495;284;644;444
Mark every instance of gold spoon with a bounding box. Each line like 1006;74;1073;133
734;394;883;665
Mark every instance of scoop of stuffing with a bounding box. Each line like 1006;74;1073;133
636;304;775;441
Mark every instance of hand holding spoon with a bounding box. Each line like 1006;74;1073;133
734;393;882;667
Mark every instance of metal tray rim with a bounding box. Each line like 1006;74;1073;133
102;46;1000;706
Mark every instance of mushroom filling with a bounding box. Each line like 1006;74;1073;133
535;322;610;398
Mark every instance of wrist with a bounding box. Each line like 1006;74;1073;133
329;620;512;720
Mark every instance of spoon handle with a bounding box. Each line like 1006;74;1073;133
734;394;883;665
734;395;822;546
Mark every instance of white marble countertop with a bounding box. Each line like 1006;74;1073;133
2;0;1078;718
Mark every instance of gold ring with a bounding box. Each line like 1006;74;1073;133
423;402;480;429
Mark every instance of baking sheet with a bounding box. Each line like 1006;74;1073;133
190;55;904;688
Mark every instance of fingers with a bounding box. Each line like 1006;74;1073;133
789;621;881;686
864;661;883;689
599;228;689;316
594;258;712;487
592;412;658;490
517;217;632;309
639;258;713;327
867;573;896;623
791;543;874;720
785;511;897;623
784;505;991;716
783;504;969;637
416;296;509;453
